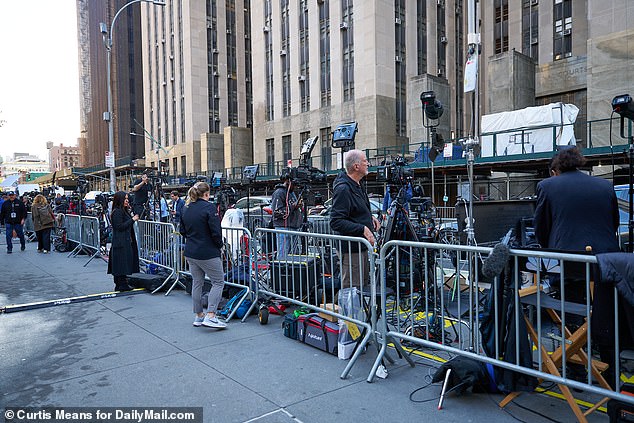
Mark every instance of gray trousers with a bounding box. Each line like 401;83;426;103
187;256;224;314
340;251;369;290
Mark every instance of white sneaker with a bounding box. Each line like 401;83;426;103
202;315;227;329
193;315;205;327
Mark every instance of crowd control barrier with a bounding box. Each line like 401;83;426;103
253;227;380;379
78;215;103;266
24;212;37;242
136;220;178;294
369;239;634;421
172;226;254;321
306;215;332;235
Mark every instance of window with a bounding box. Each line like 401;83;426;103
320;127;332;171
265;0;274;120
281;0;291;116
319;0;331;106
341;0;354;101
417;0;427;75
300;131;312;166
395;0;406;135
553;0;572;60
282;135;292;163
522;0;539;60
299;0;310;112
181;156;187;175
494;0;509;54
266;138;275;175
173;157;178;176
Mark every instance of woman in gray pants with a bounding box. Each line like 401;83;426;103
179;182;226;328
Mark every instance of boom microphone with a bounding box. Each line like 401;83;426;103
482;242;510;279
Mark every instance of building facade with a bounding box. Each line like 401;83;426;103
0;154;49;178
47;143;82;172
140;0;254;176
77;0;146;168
250;0;468;172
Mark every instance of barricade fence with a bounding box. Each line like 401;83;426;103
368;239;633;420
173;226;254;322
136;220;178;293
253;227;379;379
78;215;103;266
100;221;634;418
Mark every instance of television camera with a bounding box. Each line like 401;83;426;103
377;155;413;187
76;175;90;195
281;136;326;188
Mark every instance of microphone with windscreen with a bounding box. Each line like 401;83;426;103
482;229;513;279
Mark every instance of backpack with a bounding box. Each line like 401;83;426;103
217;288;251;319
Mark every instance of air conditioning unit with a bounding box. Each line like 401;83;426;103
564;52;572;58
340;21;348;30
395;17;401;25
212;48;219;54
563;29;572;35
226;29;232;34
297;75;306;81
437;0;445;6
395;55;402;63
244;33;250;39
280;49;287;56
214;94;220;99
530;0;538;5
437;68;444;76
262;26;270;32
531;37;538;44
206;22;213;29
213;70;219;76
440;36;448;44
214;117;221;121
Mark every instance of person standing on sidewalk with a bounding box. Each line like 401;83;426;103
107;191;140;292
270;175;303;259
179;182;226;329
31;194;55;253
0;191;27;254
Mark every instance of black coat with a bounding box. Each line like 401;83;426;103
1;198;27;225
179;200;223;260
107;208;140;276
534;170;620;254
330;172;372;252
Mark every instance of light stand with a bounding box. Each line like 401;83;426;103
421;91;445;204
612;94;634;252
242;165;259;232
332;122;358;170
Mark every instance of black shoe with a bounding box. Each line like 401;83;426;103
115;284;133;292
7;250;12;254
20;245;25;251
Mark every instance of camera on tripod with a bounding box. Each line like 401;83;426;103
281;135;326;188
76;175;90;195
377;155;413;186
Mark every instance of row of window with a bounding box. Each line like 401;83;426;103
265;127;334;172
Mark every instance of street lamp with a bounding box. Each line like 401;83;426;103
100;0;166;193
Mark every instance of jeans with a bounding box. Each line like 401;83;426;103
275;229;300;260
5;223;25;251
36;227;52;251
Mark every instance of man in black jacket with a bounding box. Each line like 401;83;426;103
270;175;303;259
330;149;380;288
0;191;27;253
130;172;152;218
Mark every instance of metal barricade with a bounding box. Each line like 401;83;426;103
369;239;633;420
253;228;378;379
23;212;37;242
172;226;254;322
136;220;178;294
79;216;103;266
307;215;332;235
65;214;82;257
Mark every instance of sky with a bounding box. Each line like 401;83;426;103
0;1;80;163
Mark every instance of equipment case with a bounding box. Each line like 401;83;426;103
297;313;340;355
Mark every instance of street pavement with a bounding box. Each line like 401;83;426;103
0;238;608;422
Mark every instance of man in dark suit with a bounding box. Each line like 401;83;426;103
534;147;620;256
534;146;620;384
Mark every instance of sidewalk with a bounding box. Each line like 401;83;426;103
0;241;607;422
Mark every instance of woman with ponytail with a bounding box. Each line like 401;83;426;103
179;182;226;329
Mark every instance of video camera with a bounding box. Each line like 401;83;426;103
76;175;90;194
281;135;326;188
377;155;413;186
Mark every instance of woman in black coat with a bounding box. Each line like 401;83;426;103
107;191;140;291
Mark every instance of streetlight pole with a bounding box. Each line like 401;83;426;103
101;0;165;193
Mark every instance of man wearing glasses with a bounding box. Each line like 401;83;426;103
330;150;380;288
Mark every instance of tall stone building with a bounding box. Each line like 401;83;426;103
480;0;634;147
47;143;82;172
140;0;254;176
77;0;146;168
250;0;468;172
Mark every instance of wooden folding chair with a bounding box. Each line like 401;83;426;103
499;290;612;422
